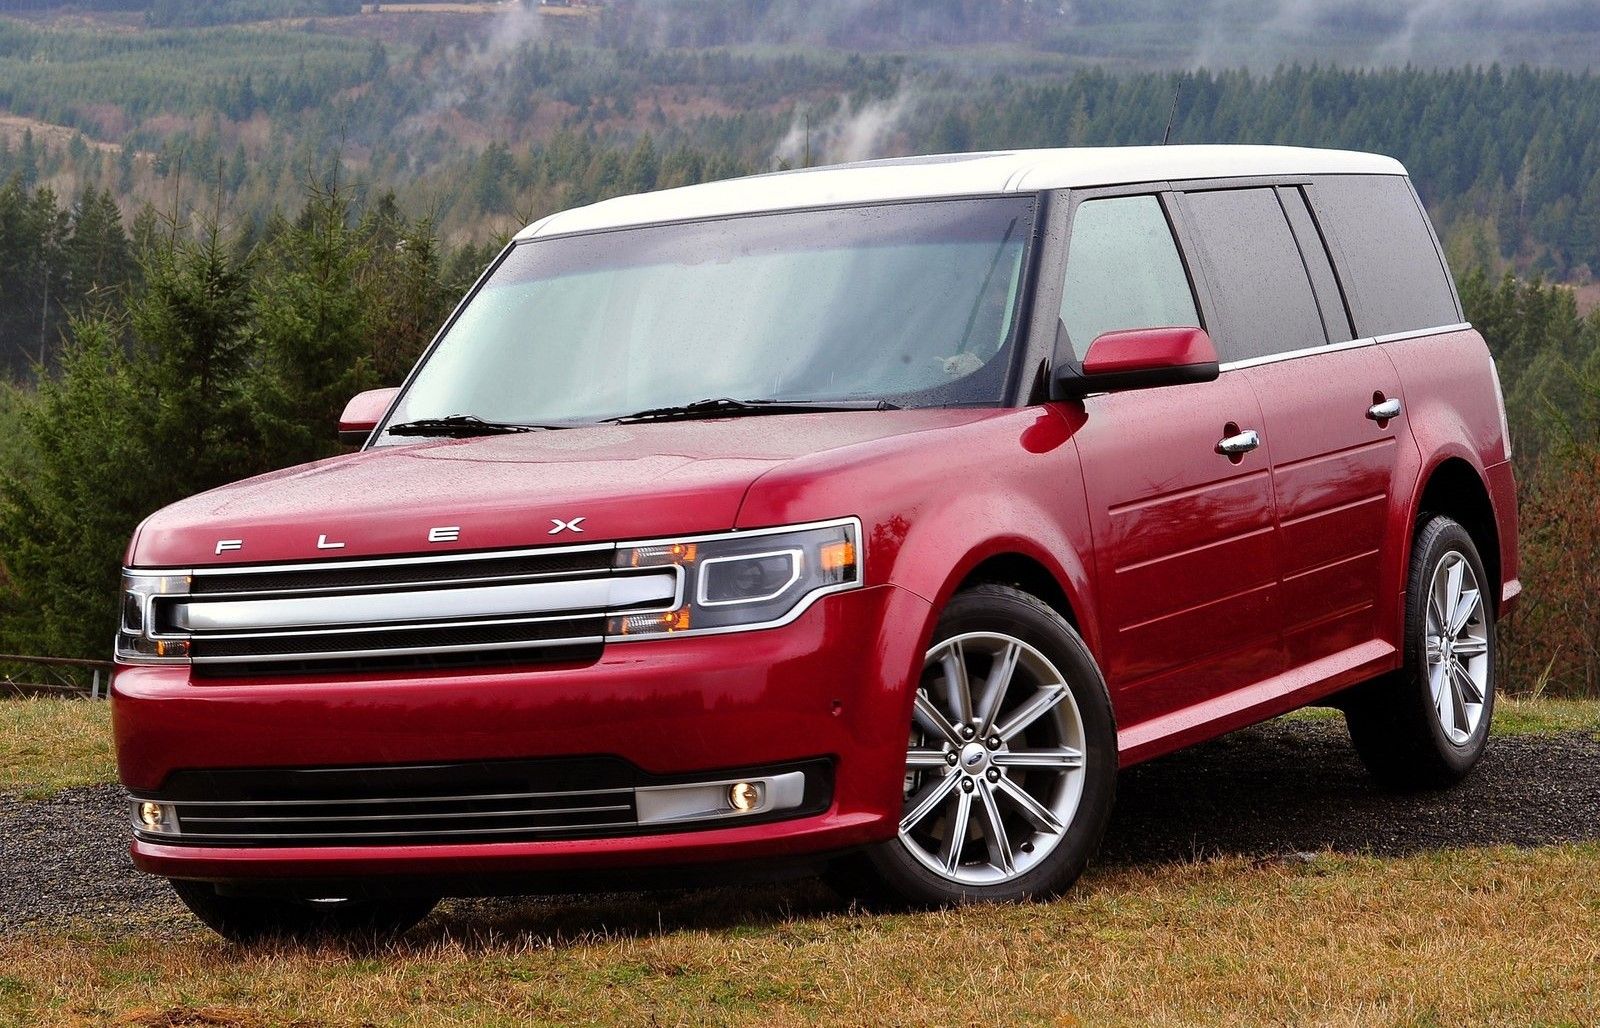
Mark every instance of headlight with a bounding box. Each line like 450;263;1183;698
609;518;862;638
115;572;193;663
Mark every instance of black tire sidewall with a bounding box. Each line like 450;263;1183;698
1406;517;1496;773
865;584;1117;905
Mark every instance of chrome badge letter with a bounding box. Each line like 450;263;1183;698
549;517;587;535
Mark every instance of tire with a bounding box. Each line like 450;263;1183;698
1344;515;1496;790
170;880;438;944
833;583;1117;907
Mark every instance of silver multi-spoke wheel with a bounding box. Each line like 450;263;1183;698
899;631;1086;886
1425;551;1490;745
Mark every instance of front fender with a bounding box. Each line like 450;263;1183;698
735;406;1101;666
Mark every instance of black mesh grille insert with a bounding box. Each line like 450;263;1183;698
192;617;605;659
159;758;638;846
139;757;834;847
190;549;613;596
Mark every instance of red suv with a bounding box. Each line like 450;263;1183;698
113;145;1519;940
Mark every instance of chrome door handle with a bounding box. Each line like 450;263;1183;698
1215;429;1260;456
1367;398;1402;421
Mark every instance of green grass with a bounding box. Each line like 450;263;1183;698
0;697;114;799
3;845;1599;1025
1285;694;1600;737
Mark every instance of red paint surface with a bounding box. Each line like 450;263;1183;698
1081;326;1217;376
116;328;1518;882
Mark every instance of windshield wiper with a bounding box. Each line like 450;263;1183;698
386;415;569;438
600;397;902;425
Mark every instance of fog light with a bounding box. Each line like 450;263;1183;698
728;781;759;812
138;801;164;828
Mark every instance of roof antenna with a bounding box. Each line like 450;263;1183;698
1161;80;1182;145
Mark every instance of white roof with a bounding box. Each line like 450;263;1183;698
516;145;1406;240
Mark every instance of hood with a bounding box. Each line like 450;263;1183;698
128;410;1001;567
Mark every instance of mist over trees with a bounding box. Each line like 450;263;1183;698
4;53;1600;376
1;2;1599;690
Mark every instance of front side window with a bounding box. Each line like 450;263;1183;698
379;197;1036;438
1058;194;1201;360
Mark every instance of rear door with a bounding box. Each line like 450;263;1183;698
1177;183;1408;672
1058;188;1282;730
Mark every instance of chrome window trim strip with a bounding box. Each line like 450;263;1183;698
173;571;679;633
1217;321;1470;372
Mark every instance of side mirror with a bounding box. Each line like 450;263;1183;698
1054;326;1220;397
338;387;399;445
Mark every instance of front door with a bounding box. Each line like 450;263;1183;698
1054;190;1283;732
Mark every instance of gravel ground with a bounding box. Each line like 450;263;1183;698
3;718;1598;936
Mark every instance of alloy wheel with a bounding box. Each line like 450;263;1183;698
1425;550;1490;745
899;631;1087;886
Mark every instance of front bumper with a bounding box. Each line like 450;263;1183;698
113;583;931;884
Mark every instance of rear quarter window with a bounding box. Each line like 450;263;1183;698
1310;176;1460;337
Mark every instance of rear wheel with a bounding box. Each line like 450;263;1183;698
837;584;1116;906
170;880;438;944
1344;515;1495;789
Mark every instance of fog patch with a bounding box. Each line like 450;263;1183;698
774;88;919;168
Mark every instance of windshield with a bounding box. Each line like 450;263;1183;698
378;196;1037;440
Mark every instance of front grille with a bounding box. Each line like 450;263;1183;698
156;758;637;846
153;545;679;674
136;758;833;847
192;617;607;659
189;550;614;596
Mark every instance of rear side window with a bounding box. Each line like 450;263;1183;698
1310;176;1460;336
1181;187;1327;363
1058;195;1200;361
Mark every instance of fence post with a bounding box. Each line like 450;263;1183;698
91;669;102;700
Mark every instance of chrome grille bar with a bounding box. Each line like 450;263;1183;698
173;572;676;632
133;765;816;847
142;546;686;671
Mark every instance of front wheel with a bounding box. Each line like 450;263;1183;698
1344;515;1496;789
170;880;438;944
839;584;1117;906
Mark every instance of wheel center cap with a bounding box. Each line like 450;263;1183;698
959;741;989;775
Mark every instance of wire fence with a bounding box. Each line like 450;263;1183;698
0;655;116;699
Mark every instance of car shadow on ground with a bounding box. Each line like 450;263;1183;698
398;718;1600;948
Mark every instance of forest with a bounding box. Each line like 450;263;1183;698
0;2;1598;695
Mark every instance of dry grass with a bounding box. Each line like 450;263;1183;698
1492;694;1600;735
0;698;113;799
0;845;1597;1025
1286;694;1600;736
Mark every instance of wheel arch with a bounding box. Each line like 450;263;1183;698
954;552;1081;630
1409;455;1501;607
919;539;1099;661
